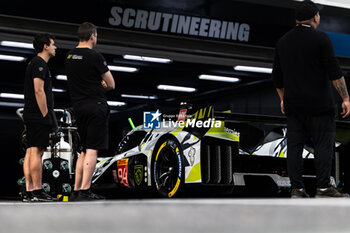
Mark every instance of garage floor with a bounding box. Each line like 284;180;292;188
1;198;350;233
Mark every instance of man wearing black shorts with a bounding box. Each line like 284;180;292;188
66;22;115;201
23;34;58;202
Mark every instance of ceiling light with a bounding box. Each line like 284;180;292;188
0;41;34;49
157;85;197;93
121;94;158;99
123;55;172;63
199;74;240;83
0;93;24;99
108;65;139;72
0;101;24;107
234;65;272;74
56;75;67;81
107;101;127;107
0;55;26;62
52;88;66;93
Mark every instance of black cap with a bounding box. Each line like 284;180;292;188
295;0;323;21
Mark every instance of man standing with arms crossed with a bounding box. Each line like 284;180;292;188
273;0;350;198
23;34;58;202
66;22;115;201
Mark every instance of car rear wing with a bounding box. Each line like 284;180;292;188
214;111;350;145
214;111;350;129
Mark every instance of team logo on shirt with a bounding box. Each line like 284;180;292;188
72;55;83;60
67;54;83;60
39;67;43;71
103;61;107;66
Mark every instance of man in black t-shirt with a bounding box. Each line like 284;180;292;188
66;22;115;201
23;34;58;202
273;1;350;198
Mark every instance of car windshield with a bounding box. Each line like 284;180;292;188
116;130;147;154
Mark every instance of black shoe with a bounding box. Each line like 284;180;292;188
69;190;80;202
75;189;105;201
31;190;59;202
315;185;350;198
20;191;32;202
291;188;310;198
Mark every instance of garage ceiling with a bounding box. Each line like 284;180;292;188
0;1;350;116
0;14;276;114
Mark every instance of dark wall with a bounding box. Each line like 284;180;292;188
189;81;283;116
224;83;282;115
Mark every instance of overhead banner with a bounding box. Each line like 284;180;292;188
2;0;350;50
108;6;251;43
0;0;296;47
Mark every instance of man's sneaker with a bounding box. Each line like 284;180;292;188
69;190;80;202
75;189;105;201
31;190;59;202
315;185;350;198
20;191;32;202
291;188;310;198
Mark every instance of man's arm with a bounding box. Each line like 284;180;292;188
332;77;350;118
276;88;285;115
33;78;48;117
320;34;350;118
101;71;115;91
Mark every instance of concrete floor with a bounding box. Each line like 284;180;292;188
1;198;350;233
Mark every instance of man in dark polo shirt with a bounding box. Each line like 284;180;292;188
23;34;58;202
273;0;350;198
66;22;115;201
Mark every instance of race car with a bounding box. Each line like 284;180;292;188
92;106;241;197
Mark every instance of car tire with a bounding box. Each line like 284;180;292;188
152;138;184;198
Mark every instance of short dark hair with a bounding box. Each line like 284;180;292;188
77;22;97;41
33;33;55;53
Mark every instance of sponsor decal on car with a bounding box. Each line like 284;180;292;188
117;159;129;187
134;165;143;186
177;109;187;122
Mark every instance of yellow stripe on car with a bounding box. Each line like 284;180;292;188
206;121;240;142
279;150;285;158
97;158;109;165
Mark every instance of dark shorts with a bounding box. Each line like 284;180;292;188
26;122;52;148
74;100;110;152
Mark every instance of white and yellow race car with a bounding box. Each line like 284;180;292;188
92;106;240;198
